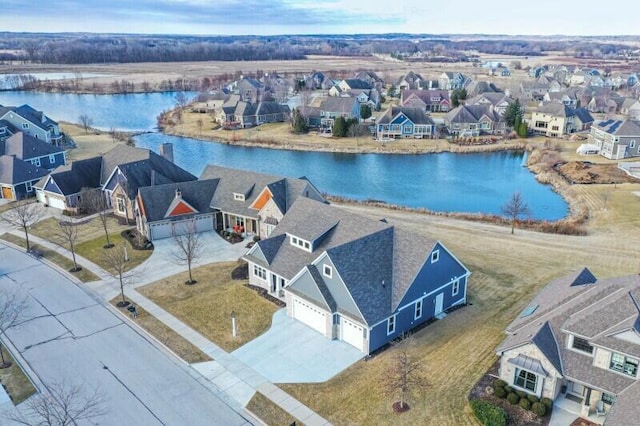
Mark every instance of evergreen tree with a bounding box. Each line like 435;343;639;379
451;88;467;107
504;99;523;127
332;116;348;137
291;109;308;134
360;104;372;120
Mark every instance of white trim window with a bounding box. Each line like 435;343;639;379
49;154;56;164
253;265;266;280
452;279;460;296
116;196;126;214
610;352;639;377
25;181;33;192
233;193;245;201
431;249;440;263
387;315;396;335
323;264;332;278
514;368;537;393
22;123;29;129
414;300;423;320
31;158;41;167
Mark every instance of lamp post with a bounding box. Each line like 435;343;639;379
231;310;237;338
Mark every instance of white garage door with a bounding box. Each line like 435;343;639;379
195;214;214;232
150;223;173;240
340;317;364;351
292;298;326;335
47;195;66;210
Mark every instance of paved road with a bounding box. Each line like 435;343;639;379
0;244;253;426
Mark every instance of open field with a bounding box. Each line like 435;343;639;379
60;122;128;161
137;261;280;352
278;179;640;425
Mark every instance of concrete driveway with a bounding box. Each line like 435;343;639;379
232;309;363;383
132;231;249;287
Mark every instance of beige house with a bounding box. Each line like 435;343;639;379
497;269;640;424
529;103;593;138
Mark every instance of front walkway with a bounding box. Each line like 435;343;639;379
2;230;332;426
233;309;363;383
550;394;605;426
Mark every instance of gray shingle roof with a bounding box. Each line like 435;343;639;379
593;119;640;136
138;179;219;222
245;198;442;326
377;106;435;126
0;155;48;185
445;104;503;124
341;79;372;90
35;156;102;194
0;132;64;160
318;97;358;115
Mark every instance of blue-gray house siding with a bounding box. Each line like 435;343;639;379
368;243;470;353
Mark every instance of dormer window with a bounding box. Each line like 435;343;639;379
290;235;311;252
233;193;245;201
431;250;440;263
22;123;29;129
323;265;332;278
571;336;594;354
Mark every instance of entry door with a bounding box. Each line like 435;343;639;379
435;293;444;315
569;382;585;397
270;274;277;293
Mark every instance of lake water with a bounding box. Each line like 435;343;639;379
0;90;568;219
0;91;195;131
0;72;113;90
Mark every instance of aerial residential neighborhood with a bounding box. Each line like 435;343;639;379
1;8;640;426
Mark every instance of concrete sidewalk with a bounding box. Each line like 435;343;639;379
3;229;332;426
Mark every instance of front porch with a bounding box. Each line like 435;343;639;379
218;212;258;237
551;382;609;425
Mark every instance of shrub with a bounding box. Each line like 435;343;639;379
541;397;553;409
469;399;507;426
531;402;547;417
527;394;539;403
494;386;507;398
504;385;513;393
494;379;507;388
516;390;527;399
519;398;531;410
507;392;520;405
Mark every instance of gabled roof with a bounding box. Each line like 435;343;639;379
138;179;219;222
35;156;102;194
341;79;372;90
245;198;445;326
445;104;503;124
254;102;290;116
318;97;358;114
536;103;574;117
0;104;58;131
0;155;48;185
573;108;594;124
200;165;322;219
377;106;435;126
0;132;64;160
400;89;450;106
593;119;640;136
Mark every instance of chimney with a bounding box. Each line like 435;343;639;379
160;142;174;163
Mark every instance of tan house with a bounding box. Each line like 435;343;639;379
530;104;593;138
497;269;640;424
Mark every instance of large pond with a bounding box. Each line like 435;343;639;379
0;91;194;131
0;90;568;219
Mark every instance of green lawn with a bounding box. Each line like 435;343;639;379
138;261;279;352
0;233;100;282
0;346;36;405
246;392;304;426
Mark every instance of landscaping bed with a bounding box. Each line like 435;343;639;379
121;228;154;250
555;161;639;185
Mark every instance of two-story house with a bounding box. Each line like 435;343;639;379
235;78;265;103
400;89;451;112
438;72;467;90
530;104;593;138
443;104;506;137
465;93;513;116
315;97;361;129
243;197;470;354
0;104;63;145
375;106;436;140
589;119;640;160
397;71;426;91
497;269;640;424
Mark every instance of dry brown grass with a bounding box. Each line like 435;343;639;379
60;122;127;161
246;392;304;426
0;346;36;405
108;298;211;364
137;261;279;352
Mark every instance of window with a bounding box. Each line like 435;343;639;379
403;125;412;133
452;279;460;296
323;264;332;278
414;300;422;320
431;250;440;263
116;196;126;214
571;336;593;354
233;193;245;201
22;123;29;129
610;353;638;377
290;235;311;251
601;393;616;406
534;121;548;129
25;181;32;192
514;368;537;392
31;158;41;167
552;125;559;131
387;315;396;335
631;140;636;148
253;265;266;280
49;154;56;163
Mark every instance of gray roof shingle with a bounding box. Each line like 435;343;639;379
0;132;64;160
138;179;219;222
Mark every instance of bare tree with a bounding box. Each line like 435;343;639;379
4;379;107;425
172;221;203;285
56;220;81;272
174;91;189;109
79;189;113;248
0;289;29;368
383;334;427;412
196;118;203;134
501;191;530;235
2;199;43;252
78;114;93;134
102;244;133;307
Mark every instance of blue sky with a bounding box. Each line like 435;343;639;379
1;0;636;36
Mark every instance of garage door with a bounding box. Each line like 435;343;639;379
292;298;326;335
2;186;14;200
340;317;364;351
47;195;66;210
150;223;173;240
195;214;214;232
